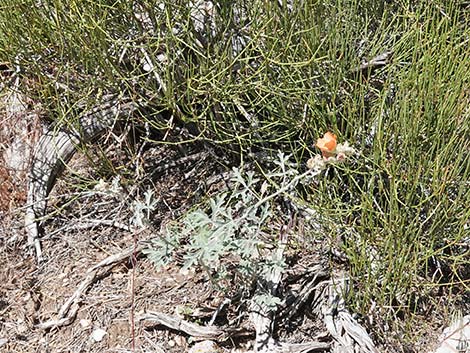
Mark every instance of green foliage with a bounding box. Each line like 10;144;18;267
0;0;407;150
310;2;470;321
144;161;276;287
143;150;351;298
1;0;469;343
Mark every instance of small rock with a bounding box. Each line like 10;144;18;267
79;319;91;328
188;340;221;353
179;267;195;276
0;338;7;347
91;328;107;342
174;335;186;347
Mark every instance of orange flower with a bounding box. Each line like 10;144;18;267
315;131;337;157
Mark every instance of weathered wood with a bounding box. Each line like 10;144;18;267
24;95;139;262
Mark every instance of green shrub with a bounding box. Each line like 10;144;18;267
1;0;468;343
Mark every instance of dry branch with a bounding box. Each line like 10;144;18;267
35;243;143;330
138;311;251;341
25;95;141;263
322;278;379;353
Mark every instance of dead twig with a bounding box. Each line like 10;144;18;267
35;243;144;330
138;311;251;341
278;264;329;324
249;220;330;353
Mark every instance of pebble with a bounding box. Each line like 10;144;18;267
188;340;221;353
91;328;107;342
